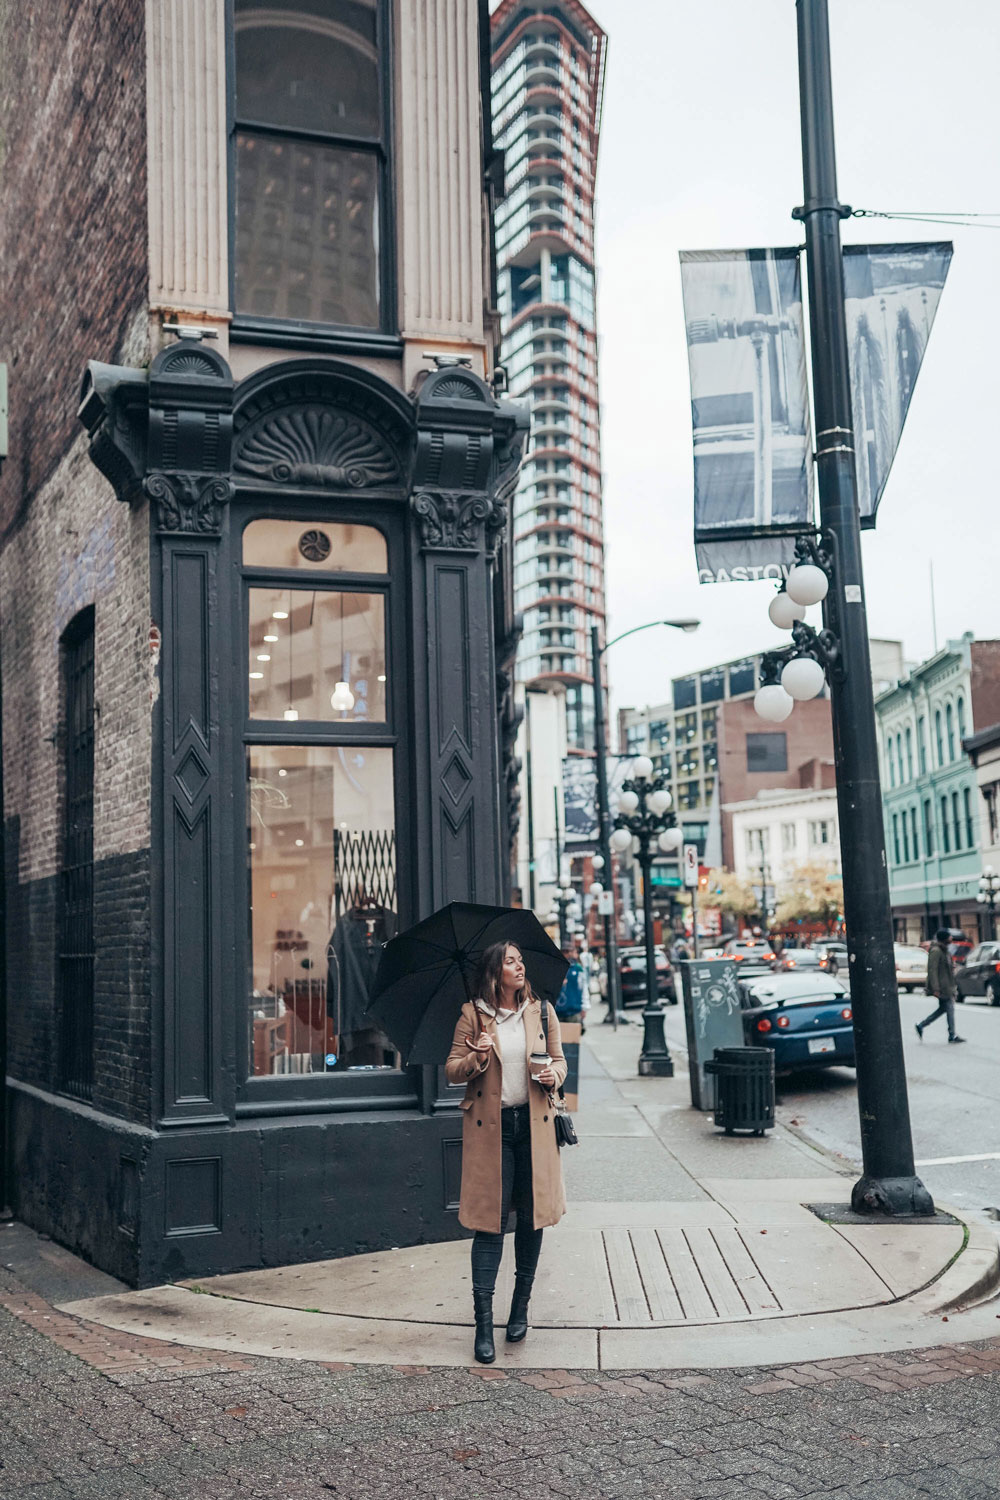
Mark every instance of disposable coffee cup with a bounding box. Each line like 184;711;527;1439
529;1051;551;1080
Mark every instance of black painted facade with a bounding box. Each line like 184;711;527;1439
4;345;526;1286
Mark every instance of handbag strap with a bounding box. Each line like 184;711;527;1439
540;997;565;1103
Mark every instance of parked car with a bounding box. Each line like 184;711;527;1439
737;972;855;1073
619;946;675;1005
894;943;929;993
955;941;1000;1005
722;937;776;974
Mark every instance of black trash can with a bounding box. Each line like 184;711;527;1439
704;1046;775;1135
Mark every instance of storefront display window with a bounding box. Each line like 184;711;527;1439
241;512;402;1086
247;745;399;1077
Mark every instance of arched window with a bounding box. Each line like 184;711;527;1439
233;0;390;333
946;703;955;761
905;726;913;781
887;736;896;787
935;710;944;766
917;716;927;774
896;733;905;783
958;696;967;742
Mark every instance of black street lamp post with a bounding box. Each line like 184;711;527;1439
590;619;698;1031
611;762;682;1076
978;867;1000;941
782;0;932;1215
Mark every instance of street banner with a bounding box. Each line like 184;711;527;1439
843;242;952;526
680;247;813;584
562;754;630;842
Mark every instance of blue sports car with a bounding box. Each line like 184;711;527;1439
738;972;855;1072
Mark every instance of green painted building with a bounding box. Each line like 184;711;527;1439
875;634;1000;944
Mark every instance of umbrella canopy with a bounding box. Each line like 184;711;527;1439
366;902;569;1065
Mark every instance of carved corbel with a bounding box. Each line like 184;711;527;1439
78;338;235;532
411;367;529;556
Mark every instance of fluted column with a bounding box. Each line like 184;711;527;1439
396;0;487;383
146;0;230;331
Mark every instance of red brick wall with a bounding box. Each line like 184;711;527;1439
718;697;835;865
0;0;148;540
970;642;1000;734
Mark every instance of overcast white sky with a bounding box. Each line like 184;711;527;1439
588;0;1000;717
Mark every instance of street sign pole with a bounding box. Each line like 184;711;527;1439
683;843;700;958
591;625;623;1028
795;0;931;1214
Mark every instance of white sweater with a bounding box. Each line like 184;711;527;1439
475;999;530;1107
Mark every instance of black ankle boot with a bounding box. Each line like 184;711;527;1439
473;1290;495;1364
505;1275;533;1343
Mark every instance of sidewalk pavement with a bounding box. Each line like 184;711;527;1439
56;1018;1000;1372
6;1025;1000;1498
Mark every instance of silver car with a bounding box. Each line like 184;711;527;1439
894;943;928;993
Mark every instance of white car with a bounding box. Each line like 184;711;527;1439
894;943;928;992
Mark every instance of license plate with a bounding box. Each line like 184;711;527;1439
807;1036;835;1054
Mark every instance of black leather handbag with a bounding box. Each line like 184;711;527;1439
541;999;578;1148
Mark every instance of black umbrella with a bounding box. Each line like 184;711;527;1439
366;902;569;1065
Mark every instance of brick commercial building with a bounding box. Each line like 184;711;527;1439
618;640;903;869
0;1;527;1285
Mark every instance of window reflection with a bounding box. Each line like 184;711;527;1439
248;587;386;722
248;744;398;1076
235;135;380;327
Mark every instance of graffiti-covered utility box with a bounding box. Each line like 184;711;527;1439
678;960;746;1111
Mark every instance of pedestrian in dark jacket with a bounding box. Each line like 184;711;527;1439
916;930;965;1043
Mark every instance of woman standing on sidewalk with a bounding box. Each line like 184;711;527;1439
445;941;567;1363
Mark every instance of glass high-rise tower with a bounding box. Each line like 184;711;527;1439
491;0;607;753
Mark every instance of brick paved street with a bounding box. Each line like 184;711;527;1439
4;1265;1000;1500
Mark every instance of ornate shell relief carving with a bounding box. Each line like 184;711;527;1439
234;406;401;488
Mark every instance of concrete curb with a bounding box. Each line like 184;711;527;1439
910;1218;1000;1314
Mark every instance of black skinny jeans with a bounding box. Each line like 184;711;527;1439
471;1105;544;1295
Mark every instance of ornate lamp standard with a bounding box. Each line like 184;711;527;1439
977;866;1000;940
610;758;683;1076
553;885;574;947
590;618;699;1030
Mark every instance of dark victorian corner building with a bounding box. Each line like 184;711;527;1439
0;0;526;1286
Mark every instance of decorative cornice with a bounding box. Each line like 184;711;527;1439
144;472;235;535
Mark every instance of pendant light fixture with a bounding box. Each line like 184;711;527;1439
283;592;299;720
331;591;355;714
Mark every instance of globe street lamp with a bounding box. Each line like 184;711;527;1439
612;761;682;1076
591;619;699;1030
554;885;574;948
977;866;1000;940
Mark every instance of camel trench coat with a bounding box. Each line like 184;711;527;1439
445;998;568;1234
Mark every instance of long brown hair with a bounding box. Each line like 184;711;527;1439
476;941;536;1012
